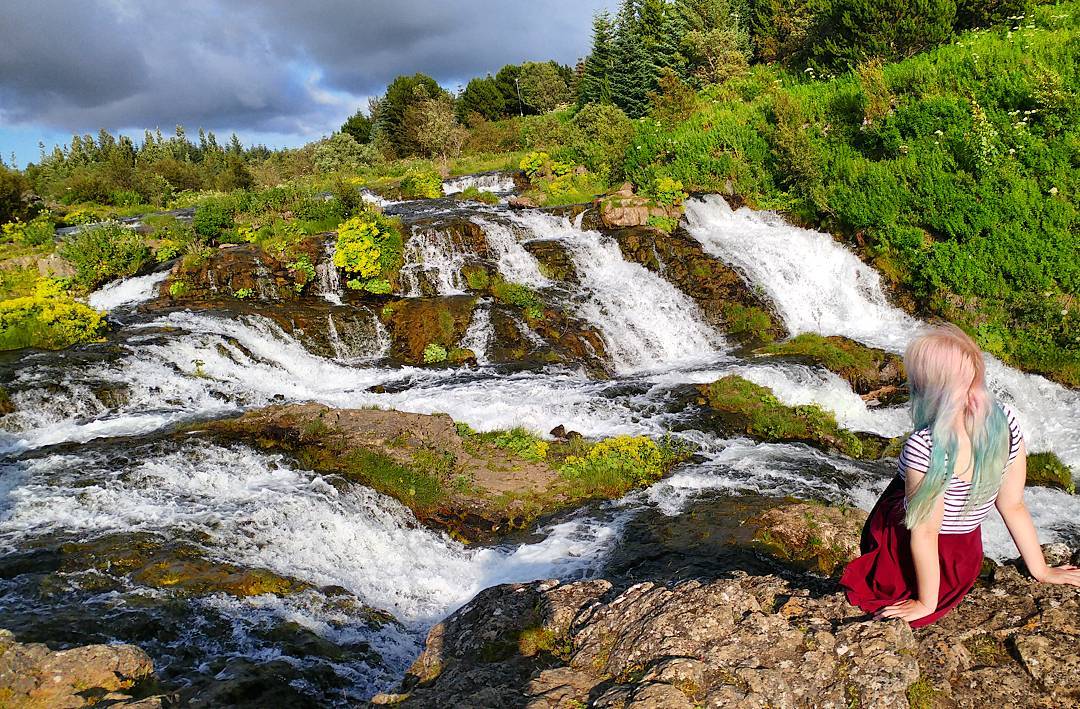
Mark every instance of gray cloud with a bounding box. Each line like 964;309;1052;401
0;0;613;141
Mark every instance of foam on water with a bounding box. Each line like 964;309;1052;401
471;217;551;287
442;173;516;196
87;271;170;311
459;301;494;364
399;226;470;296
510;211;723;373
684;195;1080;471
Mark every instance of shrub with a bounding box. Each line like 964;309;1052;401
400;169;443;199
808;0;958;70
288;255;316;292
652;177;687;207
423;342;448;363
333;210;404;292
193;196;236;240
559;435;683;494
491;279;544;321
313;132;381;173
520;151;551;178
1;212;54;246
562;103;633;182
58;222;151;291
0;279;106;351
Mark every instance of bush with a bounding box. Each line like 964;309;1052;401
652;177;687;207
312;132;381;173
400;169;443;199
559;435;683;494
519;151;551;179
58;222;151;291
0;279;107;351
333;209;404;292
193;196;236;240
562;103;634;182
1;212;54;246
808;0;958;70
423;342;448;363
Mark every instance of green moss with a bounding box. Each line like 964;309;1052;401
423;342;448;364
326;446;445;512
462;265;490;291
906;677;940;709
558;435;692;499
703;375;866;458
1027;452;1075;493
759;334;903;392
721;302;779;345
491;278;544;321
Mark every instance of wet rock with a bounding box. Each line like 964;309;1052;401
387;533;1080;709
508;195;539;209
750;501;868;574
597;183;682;229
160;236;324;304
0;629;159;708
0;385;13;415
383;295;477;364
755;333;907;400
613;225;786;346
523;238;578;283
698;375;897;460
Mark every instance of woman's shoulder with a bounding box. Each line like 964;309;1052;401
898;428;932;476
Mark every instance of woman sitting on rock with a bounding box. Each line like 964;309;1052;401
840;323;1080;626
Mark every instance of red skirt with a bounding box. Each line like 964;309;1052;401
839;476;983;628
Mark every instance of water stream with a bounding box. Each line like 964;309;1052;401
2;190;1077;702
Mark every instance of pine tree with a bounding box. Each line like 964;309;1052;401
578;11;616;106
610;0;654;117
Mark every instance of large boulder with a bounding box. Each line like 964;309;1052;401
0;629;161;708
377;537;1080;708
750;501;869;574
597;183;681;229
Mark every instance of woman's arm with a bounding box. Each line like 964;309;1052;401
878;467;946;622
997;440;1080;586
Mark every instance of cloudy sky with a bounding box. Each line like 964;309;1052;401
0;0;616;166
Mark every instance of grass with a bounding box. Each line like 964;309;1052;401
758;333;902;390
1027;452;1076;493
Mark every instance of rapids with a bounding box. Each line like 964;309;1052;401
2;188;1077;702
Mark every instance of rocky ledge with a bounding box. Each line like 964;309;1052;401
0;630;166;708
374;501;1080;709
198;404;689;543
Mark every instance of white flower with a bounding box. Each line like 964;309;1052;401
1049;187;1059;195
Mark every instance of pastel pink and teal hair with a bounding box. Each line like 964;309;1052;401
903;322;1009;528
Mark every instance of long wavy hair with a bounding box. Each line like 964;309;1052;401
903;323;1010;528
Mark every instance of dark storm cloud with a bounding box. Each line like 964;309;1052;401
0;0;613;139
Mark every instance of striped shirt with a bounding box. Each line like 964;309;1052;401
897;403;1023;534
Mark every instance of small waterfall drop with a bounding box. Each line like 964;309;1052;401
314;239;343;304
510;211;723;373
459;301;494;364
399;226;470;296
471;217;550;288
442;173;516;196
87;271;170;311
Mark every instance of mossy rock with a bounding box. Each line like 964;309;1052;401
1027;452;1075;493
699;375;893;459
750;500;868;575
0;386;13;416
385;295;477;364
132;559;311;597
756;333;906;399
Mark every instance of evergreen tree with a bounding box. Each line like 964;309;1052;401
341;110;374;144
610;0;654;117
377;73;450;156
457;76;506;122
494;64;525;116
579;12;616;106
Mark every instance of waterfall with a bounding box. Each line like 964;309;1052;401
459;301;494;364
509;211;723;373
442;173;516;196
399;226;470;296
683;195;1080;471
314;239;343;304
87;271;169;311
471;217;550;287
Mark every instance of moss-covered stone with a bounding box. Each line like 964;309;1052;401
750;500;868;575
1027;452;1075;493
385;295;476;364
0;386;13;416
756;333;906;399
699;375;895;459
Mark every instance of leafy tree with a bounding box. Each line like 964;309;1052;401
517;61;573;113
579;12;616;106
747;0;818;63
0;164;30;224
611;0;654;117
494;64;526;116
313;132;380;172
341;110;374;144
405;88;468;160
377;73;449;157
218;154;255;192
457;76;506;123
673;0;752;84
807;0;957;70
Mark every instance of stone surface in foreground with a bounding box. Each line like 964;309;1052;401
376;554;1080;708
0;629;163;708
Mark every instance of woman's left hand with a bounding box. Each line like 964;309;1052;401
875;599;934;623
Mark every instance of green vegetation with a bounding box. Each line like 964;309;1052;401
1027;452;1076;493
703;375;868;457
456;423;552;462
0;280;106;350
559;435;689;496
423;343;449;364
58;222;151;291
491;278;545;321
906;676;941;709
758;333;903;392
721;303;780;344
333;210;404;293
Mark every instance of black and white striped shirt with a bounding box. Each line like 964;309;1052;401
897;403;1023;534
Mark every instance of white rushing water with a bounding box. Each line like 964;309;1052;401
459;300;494;364
399;226;470;296
684;195;1080;471
471;217;550;287
510;211;724;373
441;173;517;196
87;271;170;311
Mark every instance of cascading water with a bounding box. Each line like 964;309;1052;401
683;195;1080;470
87;270;170;311
441;173;516;196
4;192;1077;704
313;239;343;304
509;210;723;373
